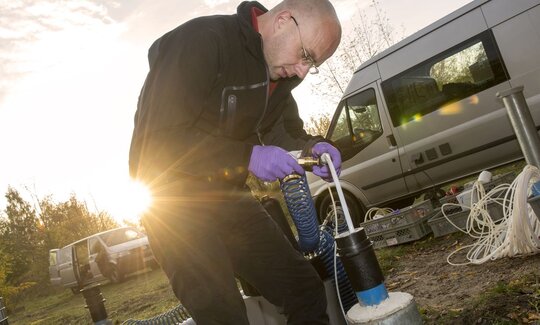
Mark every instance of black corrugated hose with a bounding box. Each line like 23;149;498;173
122;304;191;325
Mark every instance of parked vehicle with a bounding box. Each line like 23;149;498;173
308;0;540;225
49;226;157;293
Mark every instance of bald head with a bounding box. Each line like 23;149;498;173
269;0;341;61
270;0;340;23
258;0;342;80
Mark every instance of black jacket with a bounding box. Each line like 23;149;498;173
129;1;318;188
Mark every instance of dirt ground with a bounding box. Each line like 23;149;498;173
382;232;540;324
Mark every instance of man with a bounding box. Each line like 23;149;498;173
129;0;342;323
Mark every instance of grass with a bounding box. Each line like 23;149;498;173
428;272;540;324
418;274;539;324
8;268;178;324
374;245;408;273
7;161;535;324
8;234;538;324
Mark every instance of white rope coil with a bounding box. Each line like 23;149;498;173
364;207;394;221
446;165;540;265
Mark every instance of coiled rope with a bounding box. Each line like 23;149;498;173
444;165;540;265
364;207;395;221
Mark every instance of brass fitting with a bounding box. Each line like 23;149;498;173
297;157;320;171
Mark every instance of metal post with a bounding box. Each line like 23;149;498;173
81;284;112;325
497;86;540;168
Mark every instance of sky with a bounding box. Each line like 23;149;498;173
0;0;472;223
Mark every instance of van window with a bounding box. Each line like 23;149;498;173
49;251;58;266
89;237;100;254
75;240;89;265
99;228;144;247
329;88;382;159
382;30;509;127
59;247;71;263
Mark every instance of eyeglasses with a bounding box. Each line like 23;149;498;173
290;16;319;75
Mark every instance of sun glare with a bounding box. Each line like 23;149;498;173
124;180;153;219
94;178;153;225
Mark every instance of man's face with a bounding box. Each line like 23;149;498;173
263;14;325;81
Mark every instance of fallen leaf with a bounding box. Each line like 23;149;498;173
400;281;416;290
386;282;400;290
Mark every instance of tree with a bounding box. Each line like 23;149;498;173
304;0;404;133
0;186;119;303
0;246;33;310
304;113;331;137
0;187;43;285
39;194;118;249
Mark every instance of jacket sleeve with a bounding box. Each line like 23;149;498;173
261;94;325;152
131;19;253;186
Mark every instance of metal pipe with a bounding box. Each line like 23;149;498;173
497;86;540;168
81;285;112;325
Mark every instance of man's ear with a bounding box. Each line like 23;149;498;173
274;10;293;31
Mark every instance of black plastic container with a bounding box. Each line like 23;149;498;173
335;228;385;292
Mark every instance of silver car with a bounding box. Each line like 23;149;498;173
49;226;157;293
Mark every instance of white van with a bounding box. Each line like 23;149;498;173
49;227;157;293
308;0;540;225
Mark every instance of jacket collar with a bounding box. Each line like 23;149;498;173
236;1;267;61
236;1;302;90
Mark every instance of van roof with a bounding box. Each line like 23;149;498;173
354;0;488;74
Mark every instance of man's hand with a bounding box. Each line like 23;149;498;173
311;142;341;182
249;145;304;182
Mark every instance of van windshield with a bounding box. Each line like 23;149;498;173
99;228;144;247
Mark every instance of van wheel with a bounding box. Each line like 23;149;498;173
70;286;81;295
108;264;124;284
318;191;364;231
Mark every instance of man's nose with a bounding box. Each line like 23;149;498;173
294;62;310;79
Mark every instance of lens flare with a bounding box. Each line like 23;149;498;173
439;102;463;115
127;180;152;217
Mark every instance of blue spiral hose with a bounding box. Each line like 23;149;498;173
121;173;358;323
317;229;358;311
280;174;320;252
281;174;358;312
325;213;349;235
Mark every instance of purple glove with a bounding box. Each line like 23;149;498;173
311;142;341;182
248;145;305;182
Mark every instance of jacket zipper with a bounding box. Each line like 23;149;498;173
255;55;271;145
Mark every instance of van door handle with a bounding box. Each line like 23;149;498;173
386;134;397;149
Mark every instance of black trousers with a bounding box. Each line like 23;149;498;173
142;179;329;325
